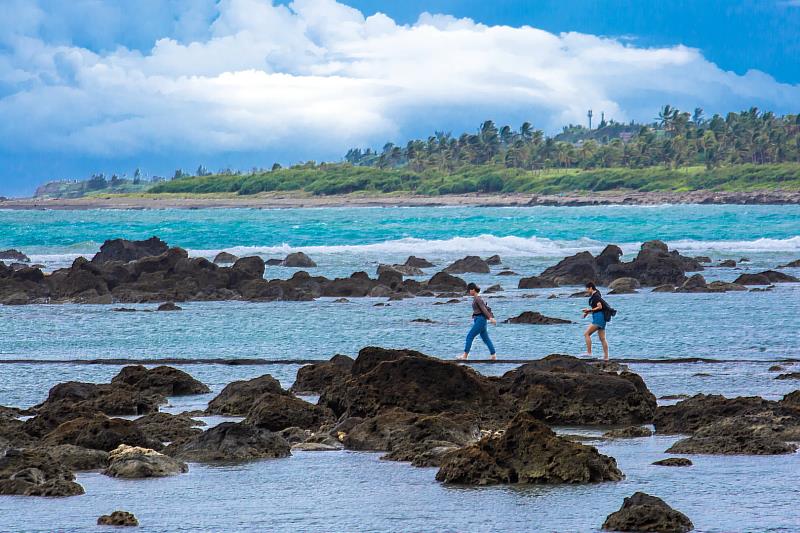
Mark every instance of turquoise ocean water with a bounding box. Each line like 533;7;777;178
1;205;799;532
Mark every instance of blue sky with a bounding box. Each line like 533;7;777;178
1;0;799;196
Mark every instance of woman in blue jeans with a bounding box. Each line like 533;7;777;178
457;283;497;360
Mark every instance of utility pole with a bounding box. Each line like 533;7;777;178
587;109;593;130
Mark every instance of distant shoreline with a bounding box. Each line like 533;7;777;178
1;189;799;210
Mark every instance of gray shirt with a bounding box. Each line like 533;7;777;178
472;295;494;319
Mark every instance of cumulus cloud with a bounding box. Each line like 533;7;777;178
1;0;799;161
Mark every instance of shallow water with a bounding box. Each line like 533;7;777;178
1;205;799;532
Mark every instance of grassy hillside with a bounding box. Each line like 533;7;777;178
147;163;800;197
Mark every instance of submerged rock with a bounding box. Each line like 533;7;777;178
503;311;572;325
776;372;800;380
602;492;693;533
435;412;623;485
156;302;182;311
652;458;692;467
103;445;188;478
97;511;139;527
653;394;776;434
603;426;653;439
665;413;799;455
165;422;291;462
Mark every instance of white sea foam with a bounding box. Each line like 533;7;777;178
189;234;800;261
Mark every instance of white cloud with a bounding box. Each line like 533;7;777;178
1;0;798;160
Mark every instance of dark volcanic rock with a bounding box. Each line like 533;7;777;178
43;414;162;452
31;444;109;471
98;511;139;527
602;492;693;533
503;311;572;325
485;255;502;265
653;394;775;434
206;374;289;416
776;372;800;380
652;457;692;467
344;408;480;467
734;270;799;285
435;412;623;485
443;256;490;274
291;354;354;395
426;272;467;292
779;259;800;268
134;412;204;443
518;275;558;289
404;256;435;268
0;448;83;497
665;413;799;455
165;422;291;462
320;347;512;421
91;237;169;264
498;355;657;425
213;251;238;264
0;249;29;262
281;252;317;268
157;301;182;311
245;393;334;432
112;365;210;396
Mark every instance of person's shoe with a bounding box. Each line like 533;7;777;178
456;354;469;360
578;353;594;359
489;354;497;361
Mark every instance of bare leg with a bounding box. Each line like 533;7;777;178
597;328;609;361
584;324;599;355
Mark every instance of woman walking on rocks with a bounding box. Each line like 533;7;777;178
458;283;497;360
582;281;610;361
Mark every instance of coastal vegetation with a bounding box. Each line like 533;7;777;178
35;106;800;198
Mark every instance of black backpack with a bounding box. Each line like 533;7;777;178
601;298;617;322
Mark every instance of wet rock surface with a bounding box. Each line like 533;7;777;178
435;412;623;485
652;457;692;467
42;414;162;452
498;355;657;425
503;311;573;325
291;355;354;395
602;492;693;533
320;347;512;421
245;393;334;432
0;448;84;497
665;413;799;455
164;422;291;462
603;426;653;439
443;255;490;274
111;365;210;396
343;408;480;467
206;374;290;416
734;270;799;285
134;412;205;443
